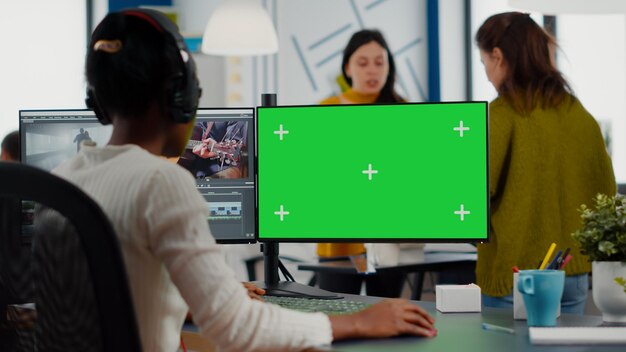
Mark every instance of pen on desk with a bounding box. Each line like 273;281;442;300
559;254;572;270
539;242;557;270
547;250;562;270
481;323;515;335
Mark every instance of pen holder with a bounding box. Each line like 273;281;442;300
513;272;560;320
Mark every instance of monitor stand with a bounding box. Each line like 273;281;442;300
256;242;342;299
256;93;341;300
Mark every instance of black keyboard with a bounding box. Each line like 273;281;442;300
264;296;369;315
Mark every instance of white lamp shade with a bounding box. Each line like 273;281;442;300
509;0;626;14
202;0;278;56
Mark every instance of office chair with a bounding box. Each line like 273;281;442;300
0;162;141;351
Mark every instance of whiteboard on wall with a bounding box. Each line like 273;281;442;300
276;0;428;105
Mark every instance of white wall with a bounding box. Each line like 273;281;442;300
0;1;86;140
93;0;109;26
185;1;465;107
277;0;428;105
173;0;226;108
439;0;466;101
210;0;432;107
556;14;626;183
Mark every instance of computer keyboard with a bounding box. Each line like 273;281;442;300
264;295;369;315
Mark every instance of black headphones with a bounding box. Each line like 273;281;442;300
86;8;202;125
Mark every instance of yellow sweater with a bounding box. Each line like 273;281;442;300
316;89;379;257
319;89;379;106
478;95;616;296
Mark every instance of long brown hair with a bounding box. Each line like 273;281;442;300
476;12;572;114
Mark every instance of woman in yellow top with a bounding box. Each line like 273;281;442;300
317;29;406;297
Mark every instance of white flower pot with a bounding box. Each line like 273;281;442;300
592;261;626;323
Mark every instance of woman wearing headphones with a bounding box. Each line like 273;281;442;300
53;9;436;351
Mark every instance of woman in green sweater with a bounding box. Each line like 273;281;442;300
475;12;616;314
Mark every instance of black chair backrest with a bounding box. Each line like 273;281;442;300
0;162;141;351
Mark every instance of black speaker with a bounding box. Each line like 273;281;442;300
86;8;201;125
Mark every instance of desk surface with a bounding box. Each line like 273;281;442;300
180;293;622;351
298;252;477;274
331;296;624;351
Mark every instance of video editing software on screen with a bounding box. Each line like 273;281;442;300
176;108;256;243
20;108;256;243
19;110;113;240
20;110;112;171
256;102;489;242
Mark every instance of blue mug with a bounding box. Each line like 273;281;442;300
517;270;564;326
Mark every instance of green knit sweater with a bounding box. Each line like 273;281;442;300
477;95;616;297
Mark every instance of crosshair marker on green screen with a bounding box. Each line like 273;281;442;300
257;102;489;242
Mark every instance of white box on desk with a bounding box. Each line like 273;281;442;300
436;284;482;313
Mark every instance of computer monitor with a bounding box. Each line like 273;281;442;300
19;109;112;171
18;109;114;262
256;102;489;242
19;108;257;244
176;108;256;243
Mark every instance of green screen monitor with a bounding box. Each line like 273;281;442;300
256;102;489;242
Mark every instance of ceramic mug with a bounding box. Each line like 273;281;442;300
513;272;561;320
517;270;565;326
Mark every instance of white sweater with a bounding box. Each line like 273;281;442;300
53;144;332;352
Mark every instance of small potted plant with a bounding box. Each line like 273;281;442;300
572;193;626;322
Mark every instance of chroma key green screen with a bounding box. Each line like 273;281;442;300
256;102;489;242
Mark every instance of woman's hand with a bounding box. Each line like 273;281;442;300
243;282;266;301
330;299;436;340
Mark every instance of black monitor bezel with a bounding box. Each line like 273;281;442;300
254;100;490;243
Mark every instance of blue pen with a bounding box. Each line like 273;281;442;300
558;248;571;268
481;323;515;335
547;250;562;270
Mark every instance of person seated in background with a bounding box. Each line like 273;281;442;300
475;12;615;313
1;131;19;162
53;9;436;351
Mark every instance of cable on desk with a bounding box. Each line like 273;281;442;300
278;258;295;282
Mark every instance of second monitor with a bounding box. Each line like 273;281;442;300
256;102;489;242
20;108;256;244
176;108;256;243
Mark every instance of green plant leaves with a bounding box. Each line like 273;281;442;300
571;193;626;262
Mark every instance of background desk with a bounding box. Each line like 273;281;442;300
332;296;624;351
298;252;477;300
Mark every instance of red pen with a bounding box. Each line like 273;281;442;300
559;254;572;269
512;266;520;273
